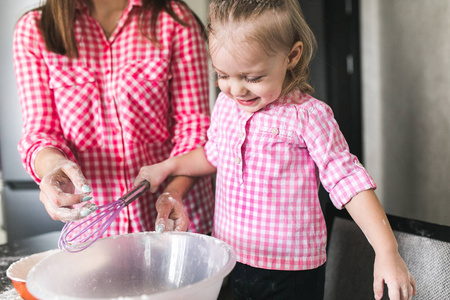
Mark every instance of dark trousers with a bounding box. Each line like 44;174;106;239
230;262;325;300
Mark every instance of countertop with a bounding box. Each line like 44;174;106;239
0;232;60;299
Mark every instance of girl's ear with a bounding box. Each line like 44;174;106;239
287;41;303;69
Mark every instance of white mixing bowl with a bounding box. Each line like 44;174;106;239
26;232;236;300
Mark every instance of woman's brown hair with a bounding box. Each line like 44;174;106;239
38;0;194;58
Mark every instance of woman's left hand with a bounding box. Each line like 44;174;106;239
154;191;190;233
135;160;196;233
373;251;417;300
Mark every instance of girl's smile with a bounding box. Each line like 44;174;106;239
236;97;260;106
209;33;295;113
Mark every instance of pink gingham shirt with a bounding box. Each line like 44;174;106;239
13;0;214;236
205;89;376;270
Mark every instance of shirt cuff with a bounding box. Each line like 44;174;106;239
329;166;377;209
203;141;218;169
27;144;75;183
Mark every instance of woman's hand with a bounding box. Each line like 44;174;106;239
135;159;194;233
154;191;190;233
36;149;96;222
373;251;417;300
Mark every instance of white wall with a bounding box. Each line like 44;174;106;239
184;0;218;109
361;0;450;225
0;0;42;236
184;0;209;24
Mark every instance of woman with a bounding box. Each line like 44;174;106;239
13;0;214;237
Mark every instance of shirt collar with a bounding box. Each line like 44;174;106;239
259;88;305;112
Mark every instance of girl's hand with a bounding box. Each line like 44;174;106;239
373;251;417;300
39;159;96;222
345;190;417;300
134;161;172;193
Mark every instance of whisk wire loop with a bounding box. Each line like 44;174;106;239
58;181;150;253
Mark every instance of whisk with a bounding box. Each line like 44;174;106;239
58;180;150;253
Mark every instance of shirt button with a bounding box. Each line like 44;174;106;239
235;157;241;164
239;132;245;139
271;127;279;135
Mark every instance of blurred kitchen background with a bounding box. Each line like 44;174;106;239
1;0;449;244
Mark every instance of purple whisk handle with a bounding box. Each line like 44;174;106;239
121;180;150;206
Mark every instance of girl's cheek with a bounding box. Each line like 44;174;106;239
217;82;227;93
265;89;282;103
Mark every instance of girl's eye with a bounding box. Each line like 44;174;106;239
245;77;262;83
217;73;228;80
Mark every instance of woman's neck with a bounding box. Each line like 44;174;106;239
87;0;129;38
88;0;129;13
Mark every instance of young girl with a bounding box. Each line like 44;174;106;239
135;0;417;299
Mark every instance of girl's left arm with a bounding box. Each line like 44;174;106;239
135;147;216;233
345;189;417;300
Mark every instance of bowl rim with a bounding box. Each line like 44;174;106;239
6;249;60;282
26;231;237;300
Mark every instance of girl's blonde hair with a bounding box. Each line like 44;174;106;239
207;0;317;95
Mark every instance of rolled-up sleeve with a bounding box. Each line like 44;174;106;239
13;12;76;182
168;4;210;157
301;102;376;209
203;93;223;168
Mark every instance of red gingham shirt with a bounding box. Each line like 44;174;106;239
13;0;214;236
204;90;376;270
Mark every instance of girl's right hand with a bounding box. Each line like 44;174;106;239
134;160;172;193
39;159;96;222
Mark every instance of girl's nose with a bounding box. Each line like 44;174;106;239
230;81;247;98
